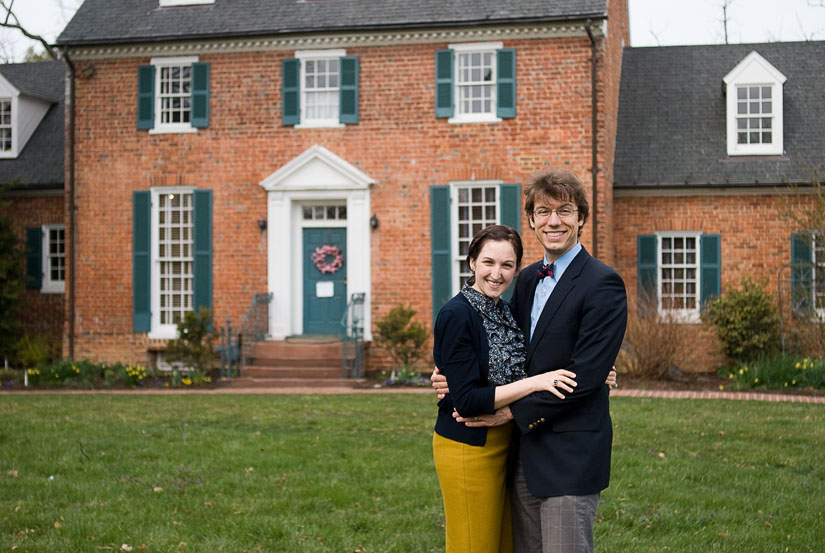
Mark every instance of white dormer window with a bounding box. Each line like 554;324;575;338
723;51;786;156
0;99;11;151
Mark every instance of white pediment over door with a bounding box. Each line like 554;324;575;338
259;144;375;191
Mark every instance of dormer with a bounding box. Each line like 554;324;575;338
723;51;787;157
0;71;54;159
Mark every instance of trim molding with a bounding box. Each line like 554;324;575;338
67;22;602;60
614;185;818;198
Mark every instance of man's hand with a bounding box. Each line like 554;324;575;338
453;406;513;427
431;367;449;399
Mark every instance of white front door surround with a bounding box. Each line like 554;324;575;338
260;145;374;340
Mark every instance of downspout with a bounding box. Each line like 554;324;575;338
585;20;599;258
59;47;76;360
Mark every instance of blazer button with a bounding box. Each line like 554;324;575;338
540;418;545;423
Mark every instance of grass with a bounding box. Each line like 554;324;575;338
1;393;824;553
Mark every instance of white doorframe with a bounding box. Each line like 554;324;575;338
260;145;375;340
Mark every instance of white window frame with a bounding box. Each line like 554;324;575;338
41;224;65;294
0;97;12;154
149;56;199;135
148;187;195;339
295;49;346;129
450;181;501;294
813;231;825;320
448;42;502;125
723;51;786;156
656;231;702;323
159;0;215;6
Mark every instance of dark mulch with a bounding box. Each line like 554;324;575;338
620;372;825;396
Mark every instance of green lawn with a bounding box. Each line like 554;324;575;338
1;393;823;553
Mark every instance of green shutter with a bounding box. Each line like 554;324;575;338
193;189;213;313
190;62;210;128
791;232;814;318
133;192;151;332
137;65;155;130
700;234;721;311
339;56;359;124
431;186;451;319
496;48;516;119
637;235;657;315
499;182;521;302
25;227;42;289
435;50;453;118
282;58;300;126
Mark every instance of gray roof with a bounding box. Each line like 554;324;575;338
57;0;608;46
0;61;65;190
614;41;825;188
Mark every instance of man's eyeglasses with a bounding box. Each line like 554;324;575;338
532;206;578;220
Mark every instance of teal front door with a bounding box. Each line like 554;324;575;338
303;228;347;335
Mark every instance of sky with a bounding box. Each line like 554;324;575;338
1;0;824;61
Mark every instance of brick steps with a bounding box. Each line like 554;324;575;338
218;338;361;390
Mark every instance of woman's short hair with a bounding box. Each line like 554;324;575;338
465;224;523;285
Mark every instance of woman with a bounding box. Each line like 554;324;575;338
432;225;614;553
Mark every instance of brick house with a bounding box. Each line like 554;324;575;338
55;0;629;372
0;61;66;358
613;41;825;370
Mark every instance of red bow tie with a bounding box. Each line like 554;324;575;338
537;263;555;280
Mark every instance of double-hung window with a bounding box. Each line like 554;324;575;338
723;51;786;156
0;98;11;151
637;232;721;322
137;56;210;132
25;224;65;293
282;50;359;127
430;182;521;317
791;231;825;320
435;42;516;123
133;189;212;337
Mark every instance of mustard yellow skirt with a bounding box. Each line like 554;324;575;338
432;424;513;553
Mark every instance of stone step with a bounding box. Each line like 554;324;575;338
218;377;365;389
253;339;343;359
243;366;343;379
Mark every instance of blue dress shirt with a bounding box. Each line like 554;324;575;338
529;242;582;341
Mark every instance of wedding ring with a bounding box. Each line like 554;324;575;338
474;417;479;422
553;379;558;386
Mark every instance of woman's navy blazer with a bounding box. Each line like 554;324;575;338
433;292;512;446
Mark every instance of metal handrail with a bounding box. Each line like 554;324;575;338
341;293;366;378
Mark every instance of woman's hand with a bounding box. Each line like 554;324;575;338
606;368;618;390
532;369;577;399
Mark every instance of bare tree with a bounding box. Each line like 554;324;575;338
721;0;734;45
0;0;57;60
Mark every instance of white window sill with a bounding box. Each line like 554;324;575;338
148;328;179;340
0;150;18;159
40;284;65;294
295;121;346;129
448;114;502;125
149;126;198;135
658;309;701;324
728;145;783;156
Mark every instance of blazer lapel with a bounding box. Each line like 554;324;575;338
526;249;591;364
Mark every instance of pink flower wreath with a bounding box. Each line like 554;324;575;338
311;244;344;274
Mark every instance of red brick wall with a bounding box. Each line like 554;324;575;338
614;191;810;372
0;193;65;350
69;28;626;368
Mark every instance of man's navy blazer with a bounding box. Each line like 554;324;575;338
509;247;627;498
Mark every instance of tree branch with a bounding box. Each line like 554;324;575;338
0;0;58;60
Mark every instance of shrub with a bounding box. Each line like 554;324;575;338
373;304;429;380
164;307;218;372
620;293;688;379
706;278;781;363
0;368;23;388
0;207;25;361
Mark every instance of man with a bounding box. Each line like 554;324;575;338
432;168;627;553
